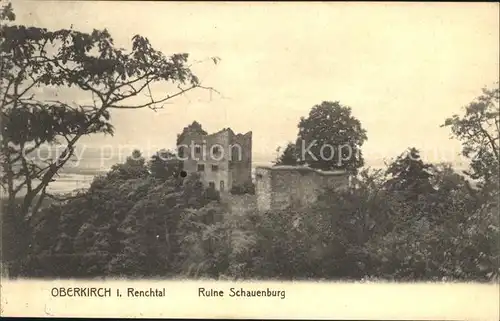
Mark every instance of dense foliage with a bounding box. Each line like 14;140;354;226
274;101;368;172
10;143;498;281
274;142;299;166
12;151;222;277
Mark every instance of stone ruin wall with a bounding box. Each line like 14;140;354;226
229;131;253;188
178;128;252;192
255;166;350;212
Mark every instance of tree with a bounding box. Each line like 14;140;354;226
0;5;215;219
295;101;367;172
148;149;183;180
20;158;226;278
440;83;500;281
176;120;207;146
0;1;14;21
274;142;298;166
0;3;217;271
384;147;435;199
107;150;149;180
442;84;499;191
363;185;499;281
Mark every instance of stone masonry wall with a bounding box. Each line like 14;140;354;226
178;128;252;193
178;129;231;192
255;167;272;211
229;131;253;188
255;166;349;212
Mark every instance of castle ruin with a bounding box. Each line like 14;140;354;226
177;128;252;193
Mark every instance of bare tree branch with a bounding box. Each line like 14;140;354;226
108;84;200;109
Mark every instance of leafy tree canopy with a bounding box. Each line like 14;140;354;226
384;147;435;198
274;142;298;166
148;149;183;180
0;3;214;219
291;101;367;172
442;84;499;189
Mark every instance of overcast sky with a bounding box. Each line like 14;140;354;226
11;1;500;166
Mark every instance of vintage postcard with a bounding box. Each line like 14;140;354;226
1;1;499;319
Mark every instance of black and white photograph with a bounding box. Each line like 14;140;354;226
0;0;499;318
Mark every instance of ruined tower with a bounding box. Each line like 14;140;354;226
177;128;252;193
